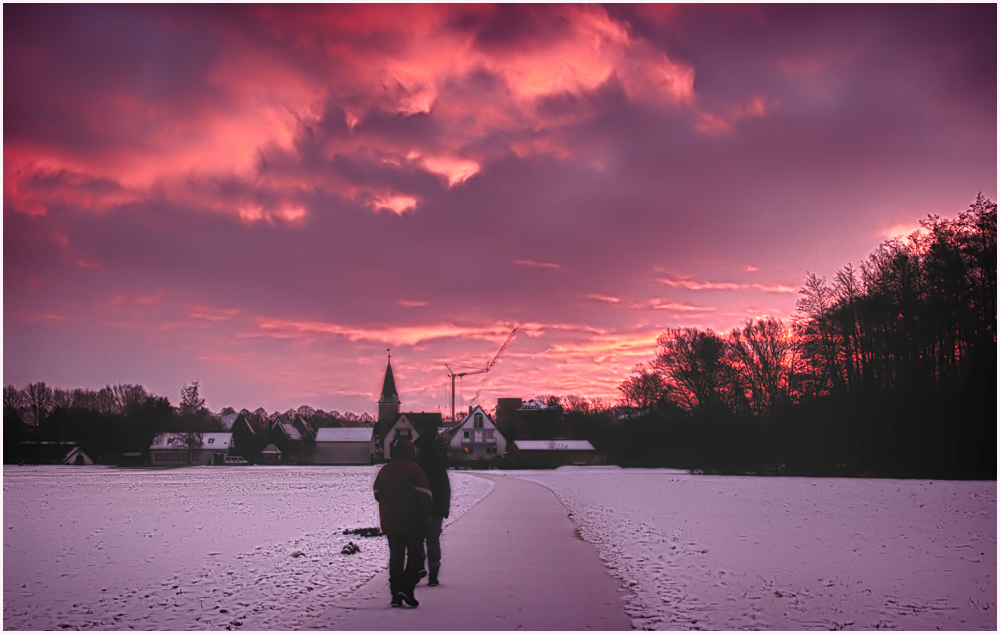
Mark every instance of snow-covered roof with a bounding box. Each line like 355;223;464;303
150;433;233;450
220;412;240;429
518;399;549;410
275;421;302;441
316;427;374;443
514;440;595;452
261;443;281;454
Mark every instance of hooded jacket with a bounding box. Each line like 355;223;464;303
413;434;451;519
373;439;433;535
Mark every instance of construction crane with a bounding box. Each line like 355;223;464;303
446;327;517;424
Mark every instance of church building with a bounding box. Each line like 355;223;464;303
374;355;442;460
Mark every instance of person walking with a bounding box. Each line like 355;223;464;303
412;433;451;586
373;438;433;608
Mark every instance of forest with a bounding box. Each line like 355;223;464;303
613;194;996;479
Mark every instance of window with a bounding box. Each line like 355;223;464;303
463;430;470;439
474;413;483;429
208;438;215;444
155;453;163;461
487;447;497;455
395;428;411;439
486;430;494;440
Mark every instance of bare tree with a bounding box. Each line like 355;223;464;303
795;272;845;394
562;395;592;414
52;388;73;410
4;385;24;410
111;384;149;417
179;382;206;420
617;365;666;414
728;318;800;416
653;327;730;414
22;382;55;426
95;386;116;415
296;405;315;420
70;388;100;411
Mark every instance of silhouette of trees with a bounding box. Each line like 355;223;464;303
615;194;995;478
653;327;731;415
179;382;206;419
22;382;54;426
728;318;800;416
4;385;24;410
617;365;667;413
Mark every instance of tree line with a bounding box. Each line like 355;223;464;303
616;194;996;478
3;381;375;465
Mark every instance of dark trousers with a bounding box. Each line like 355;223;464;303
387;533;425;595
424;517;444;571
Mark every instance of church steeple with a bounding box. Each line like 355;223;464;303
379;354;400;404
376;352;401;452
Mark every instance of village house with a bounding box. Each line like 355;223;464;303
444;405;509;463
509;439;603;468
495;397;565;439
259;443;282;464
269;415;307;462
149;432;234;466
307;427;375;464
383;412;444;459
17;440;94;465
228;412;262;462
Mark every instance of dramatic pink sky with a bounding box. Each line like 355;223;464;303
4;4;996;416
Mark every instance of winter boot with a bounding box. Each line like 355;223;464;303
428;566;439;587
400;589;419;607
391;593;403;608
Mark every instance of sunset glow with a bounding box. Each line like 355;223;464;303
4;4;995;415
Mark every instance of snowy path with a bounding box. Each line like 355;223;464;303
306;472;632;630
514;468;997;631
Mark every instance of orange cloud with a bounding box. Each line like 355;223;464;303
371;194;419;215
253;318;513;346
659;273;797;293
515;259;561;269
696;95;771;135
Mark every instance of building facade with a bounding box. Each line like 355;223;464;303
309;427;375;464
149;433;233;466
445;406;508;462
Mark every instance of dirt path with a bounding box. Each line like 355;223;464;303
305;472;631;630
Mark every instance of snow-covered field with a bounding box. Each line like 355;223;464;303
3;466;493;630
513;468;997;631
4;466;995;631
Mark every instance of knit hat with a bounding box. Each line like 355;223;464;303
390;437;414;459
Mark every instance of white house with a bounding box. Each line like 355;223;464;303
309;427;375;464
64;446;93;465
445;406;508;462
511;439;603;467
384;414;421;459
149;433;233;466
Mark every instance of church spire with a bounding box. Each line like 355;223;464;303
379;352;400;404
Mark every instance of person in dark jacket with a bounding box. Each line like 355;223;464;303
412;433;451;586
374;438;433;607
